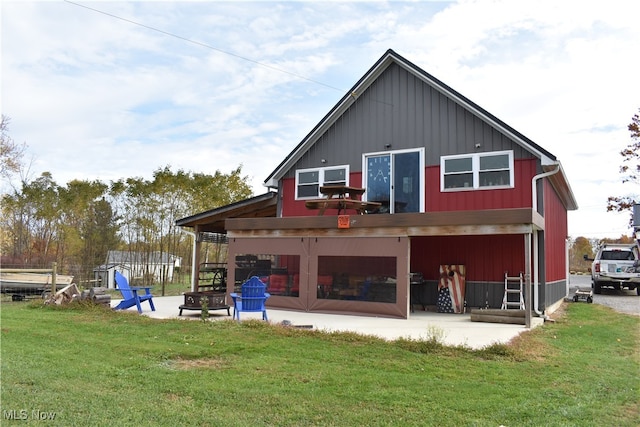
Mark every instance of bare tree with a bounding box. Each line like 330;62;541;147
607;109;639;222
0;115;26;180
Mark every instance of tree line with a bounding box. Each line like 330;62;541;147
568;235;636;273
2;108;638;287
1;116;253;290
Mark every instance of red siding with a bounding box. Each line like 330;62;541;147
426;158;536;211
544;179;568;281
280;159;537;216
411;235;524;282
282;178;310;216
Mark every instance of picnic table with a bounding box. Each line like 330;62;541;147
305;185;381;215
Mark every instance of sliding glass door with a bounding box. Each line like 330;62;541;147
364;149;424;214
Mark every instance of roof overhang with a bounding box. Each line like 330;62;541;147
226;208;546;238
544;162;578;211
175;192;278;234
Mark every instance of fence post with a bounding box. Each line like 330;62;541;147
51;262;57;295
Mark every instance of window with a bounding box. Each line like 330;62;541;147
317;256;396;302
441;151;513;191
295;166;349;199
363;149;424;214
235;254;301;297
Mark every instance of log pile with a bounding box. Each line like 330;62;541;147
45;284;111;306
470;308;525;325
84;287;112;306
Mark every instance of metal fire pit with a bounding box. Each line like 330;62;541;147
179;291;230;316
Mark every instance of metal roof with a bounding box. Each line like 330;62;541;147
263;49;576;210
175;191;278;233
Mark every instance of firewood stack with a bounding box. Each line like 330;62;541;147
84;287;112;306
45;284;111;306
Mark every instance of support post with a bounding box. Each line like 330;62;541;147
192;226;201;292
51;262;57;295
524;234;532;328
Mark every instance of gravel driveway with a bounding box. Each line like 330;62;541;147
568;274;640;316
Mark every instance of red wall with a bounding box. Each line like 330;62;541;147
426;158;535;211
280;158;537;216
411;235;525;282
543;179;568;281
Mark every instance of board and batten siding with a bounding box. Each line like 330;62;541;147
411;234;525;284
543;179;569;282
284;62;531;178
280;157;537;217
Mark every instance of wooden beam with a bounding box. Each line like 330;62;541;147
470;313;526;325
227;224;535;238
470;309;525;317
226;208;542;232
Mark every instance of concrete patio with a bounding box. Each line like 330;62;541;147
112;295;544;349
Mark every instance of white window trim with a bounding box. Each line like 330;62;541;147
440;150;514;192
295;165;350;200
362;148;425;213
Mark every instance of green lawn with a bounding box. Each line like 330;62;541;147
1;301;638;426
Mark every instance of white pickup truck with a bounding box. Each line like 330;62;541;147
586;243;640;295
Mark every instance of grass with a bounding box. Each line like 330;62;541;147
1;301;639;426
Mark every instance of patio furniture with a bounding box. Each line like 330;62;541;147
113;271;156;314
305;185;380;215
344;280;372;301
178;262;230;316
267;274;288;295
230;276;271;321
179;292;230;316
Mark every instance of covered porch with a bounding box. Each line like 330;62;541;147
177;198;545;326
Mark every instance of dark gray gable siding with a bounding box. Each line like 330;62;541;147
284;62;531;178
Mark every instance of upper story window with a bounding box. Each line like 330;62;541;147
441;150;514;191
295;165;349;199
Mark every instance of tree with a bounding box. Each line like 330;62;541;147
58;179;119;283
1;163;252;288
600;235;635;245
607;109;639;218
569;236;594;273
1;172;60;266
107;165;253;292
0;115;26;180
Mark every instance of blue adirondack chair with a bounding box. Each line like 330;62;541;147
113;271;156;314
230;276;270;321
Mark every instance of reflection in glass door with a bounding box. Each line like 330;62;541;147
366;155;391;211
394;151;420;213
365;150;423;214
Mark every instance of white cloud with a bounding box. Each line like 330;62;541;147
2;0;638;238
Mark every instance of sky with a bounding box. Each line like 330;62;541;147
2;0;639;239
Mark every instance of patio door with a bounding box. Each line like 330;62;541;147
364;149;424;213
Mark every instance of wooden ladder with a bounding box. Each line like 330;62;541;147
501;272;525;310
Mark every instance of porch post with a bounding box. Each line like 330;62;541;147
402;236;411;319
524;233;532;328
191;225;202;292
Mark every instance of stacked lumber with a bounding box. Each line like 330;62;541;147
470;309;525;325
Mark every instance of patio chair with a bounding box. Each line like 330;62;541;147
113;271;156;314
344;280;372;301
230;276;270;321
